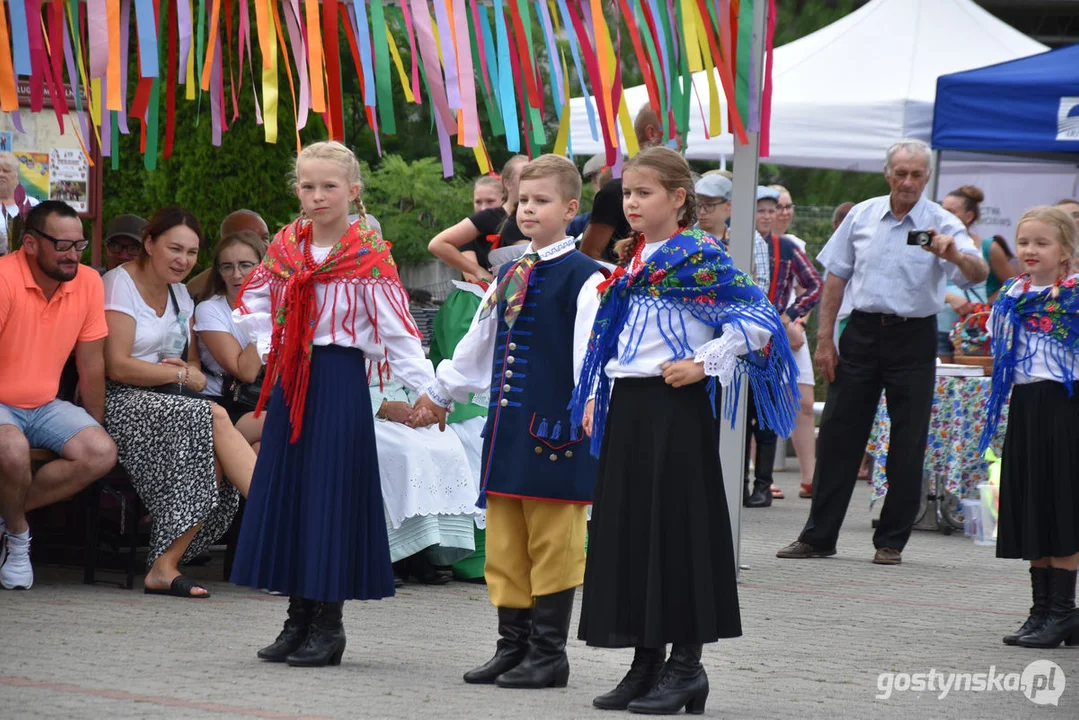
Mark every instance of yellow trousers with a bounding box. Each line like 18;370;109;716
484;494;588;608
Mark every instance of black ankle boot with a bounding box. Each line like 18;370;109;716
593;646;666;710
1018;568;1079;648
496;587;575;689
286;601;346;667
1004;567;1050;645
746;442;776;508
627;643;708;715
258;596;316;661
463;607;533;684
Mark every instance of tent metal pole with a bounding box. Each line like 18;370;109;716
929;149;942;201
721;0;769;573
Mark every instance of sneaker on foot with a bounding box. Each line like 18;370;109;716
0;530;33;590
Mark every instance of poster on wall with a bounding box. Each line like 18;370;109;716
0;131;12;152
14;151;49;203
49;148;89;213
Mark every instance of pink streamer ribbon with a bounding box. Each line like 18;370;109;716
177;0;192;83
432;0;460;110
409;0;455;129
283;0;310;130
451;0;478;146
210;27;223;145
238;0;263;125
88;0;108;78
400;0;421;103
118;0;132;133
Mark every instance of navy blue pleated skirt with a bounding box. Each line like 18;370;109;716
230;345;395;602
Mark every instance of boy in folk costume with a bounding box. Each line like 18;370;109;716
414;155;605;689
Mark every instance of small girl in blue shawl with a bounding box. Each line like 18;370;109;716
978;205;1079;651
569;147;800;715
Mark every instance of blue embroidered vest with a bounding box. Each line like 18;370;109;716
479;250;601;504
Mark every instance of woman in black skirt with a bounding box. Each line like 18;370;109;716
978;205;1079;650
571;148;799;714
230;142;434;667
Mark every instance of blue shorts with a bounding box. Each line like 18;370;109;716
0;399;101;454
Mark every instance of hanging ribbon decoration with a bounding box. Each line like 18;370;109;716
0;0;770;173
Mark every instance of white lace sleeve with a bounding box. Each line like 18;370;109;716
694;321;774;387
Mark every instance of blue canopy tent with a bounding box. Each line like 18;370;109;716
933;43;1079;162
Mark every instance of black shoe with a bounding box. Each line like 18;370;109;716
463;607;533;684
745;442;776;508
496;588;575;689
257;596;316;662
627;644;708;715
1017;568;1079;649
286;601;346;667
1004;566;1049;645
593;647;666;710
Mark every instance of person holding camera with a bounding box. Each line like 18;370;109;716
777;139;988;566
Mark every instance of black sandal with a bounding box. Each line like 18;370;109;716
144;574;211;599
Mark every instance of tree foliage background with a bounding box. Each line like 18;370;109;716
102;0;882;270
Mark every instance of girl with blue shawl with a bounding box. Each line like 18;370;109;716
569;147;800;715
977;205;1079;650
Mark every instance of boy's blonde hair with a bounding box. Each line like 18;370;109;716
518;154;582;202
1017;205;1079;260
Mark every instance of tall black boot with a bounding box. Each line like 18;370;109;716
1004;566;1050;645
496;587;575;689
286;601;346;667
257;596;316;661
1018;568;1079;648
463;607;533;684
593;646;666;710
627;643;709;715
746;442;776;508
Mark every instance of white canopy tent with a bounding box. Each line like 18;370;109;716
567;0;1047;171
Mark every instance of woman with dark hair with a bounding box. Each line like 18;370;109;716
944;185;1018;301
102;208;256;599
194;230;266;435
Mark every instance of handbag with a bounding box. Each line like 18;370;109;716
224;367;265;414
151;285;205;399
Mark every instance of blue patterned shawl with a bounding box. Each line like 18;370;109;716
978;275;1079;454
569;228;801;457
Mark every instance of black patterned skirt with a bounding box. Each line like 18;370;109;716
105;382;239;568
997;381;1079;560
579;376;742;648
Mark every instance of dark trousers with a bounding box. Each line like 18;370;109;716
799;311;936;551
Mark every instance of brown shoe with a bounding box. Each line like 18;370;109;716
872;547;902;565
776;541;836;559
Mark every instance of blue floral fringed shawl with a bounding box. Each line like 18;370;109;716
569;228;802;457
977;275;1079;454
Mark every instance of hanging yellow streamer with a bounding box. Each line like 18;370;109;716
55;8;96;162
594;11;637;158
552;52;571;157
692;2;723;136
257;0;279;143
472;135;490;175
185;0;196;100
91;79;103;128
385;21;415;104
590;0;616;145
681;0;703;74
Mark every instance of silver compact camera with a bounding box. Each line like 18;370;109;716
906;229;934;247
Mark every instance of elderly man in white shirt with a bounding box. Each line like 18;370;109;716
778;139;988;566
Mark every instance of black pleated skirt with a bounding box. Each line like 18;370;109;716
997;381;1079;560
579;376;742;648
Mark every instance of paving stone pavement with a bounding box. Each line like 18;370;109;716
2;471;1077;719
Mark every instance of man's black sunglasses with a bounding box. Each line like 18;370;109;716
30;227;90;253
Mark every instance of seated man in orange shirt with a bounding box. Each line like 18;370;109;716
0;201;118;590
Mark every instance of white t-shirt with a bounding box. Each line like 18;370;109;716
0;197;41;255
194;294;251;397
102;265;194;363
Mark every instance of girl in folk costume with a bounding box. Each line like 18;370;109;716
229;141;434;667
978;205;1079;650
570;147;800;715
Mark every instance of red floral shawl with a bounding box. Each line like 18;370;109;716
236;217;419;442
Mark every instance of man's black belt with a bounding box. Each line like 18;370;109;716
850;310;929;327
